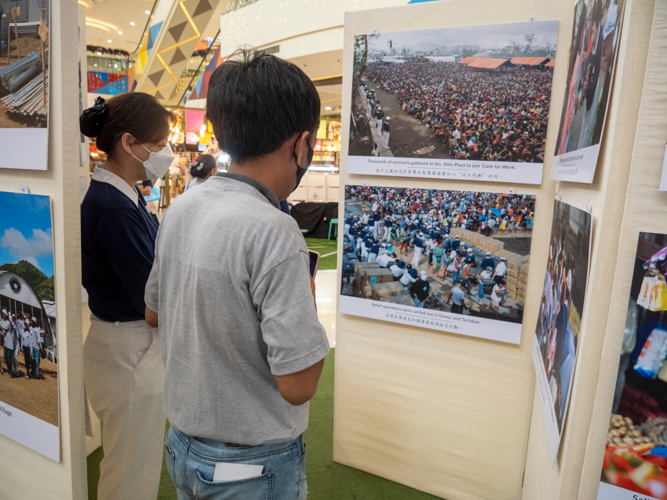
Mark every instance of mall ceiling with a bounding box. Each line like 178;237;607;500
80;0;222;54
81;0;343;114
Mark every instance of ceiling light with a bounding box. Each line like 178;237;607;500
107;39;112;43
86;18;117;32
130;22;135;26
96;51;101;55
145;10;150;14
325;107;332;110
118;30;123;35
94;64;98;67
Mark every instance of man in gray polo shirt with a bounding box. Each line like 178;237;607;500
145;50;329;499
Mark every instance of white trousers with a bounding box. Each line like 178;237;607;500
412;247;423;267
377;119;382;135
383;131;390;149
84;316;166;500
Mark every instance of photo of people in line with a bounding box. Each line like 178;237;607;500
554;0;624;156
599;233;667;499
349;21;558;164
341;185;535;331
0;191;58;432
534;200;592;439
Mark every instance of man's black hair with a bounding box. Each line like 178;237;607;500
206;49;321;163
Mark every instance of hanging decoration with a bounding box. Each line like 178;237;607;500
86;45;130;57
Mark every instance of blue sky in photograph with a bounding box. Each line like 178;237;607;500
0;192;54;277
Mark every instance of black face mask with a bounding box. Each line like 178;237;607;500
294;139;314;191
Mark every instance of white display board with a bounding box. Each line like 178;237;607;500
336;1;572;498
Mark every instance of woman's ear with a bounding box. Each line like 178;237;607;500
120;133;136;156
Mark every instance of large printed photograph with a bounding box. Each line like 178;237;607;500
0;191;59;461
347;21;558;184
598;233;667;500
532;199;592;462
0;0;50;170
551;0;625;183
339;185;535;344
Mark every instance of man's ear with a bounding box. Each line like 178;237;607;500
294;131;310;165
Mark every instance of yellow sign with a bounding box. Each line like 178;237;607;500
316;119;328;140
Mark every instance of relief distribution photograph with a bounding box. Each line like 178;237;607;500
598;232;667;500
532;199;592;462
339;185;535;344
551;0;625;183
347;20;558;184
0;191;59;461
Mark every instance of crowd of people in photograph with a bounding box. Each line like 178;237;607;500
0;309;46;380
342;186;535;319
361;61;553;162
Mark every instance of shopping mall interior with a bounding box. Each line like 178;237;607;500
2;0;667;499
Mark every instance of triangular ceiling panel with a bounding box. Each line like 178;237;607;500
168;21;188;43
192;0;213;18
148;69;165;86
170;47;187;65
154;90;165;101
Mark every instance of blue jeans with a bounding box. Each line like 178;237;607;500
452;271;460;285
165;426;307;500
31;346;41;377
413;297;425;308
478;282;485;300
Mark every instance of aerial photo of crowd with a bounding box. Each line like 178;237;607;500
360;60;554;163
341;185;535;323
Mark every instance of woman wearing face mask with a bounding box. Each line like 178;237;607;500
79;94;175;500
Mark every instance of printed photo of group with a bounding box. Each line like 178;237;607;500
340;185;535;328
0;191;58;430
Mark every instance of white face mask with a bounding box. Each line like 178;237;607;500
132;143;174;181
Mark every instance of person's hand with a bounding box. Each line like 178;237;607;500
310;276;317;312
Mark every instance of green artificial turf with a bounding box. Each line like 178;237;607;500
305;237;338;271
87;350;440;500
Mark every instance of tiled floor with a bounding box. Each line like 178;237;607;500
315;270;338;347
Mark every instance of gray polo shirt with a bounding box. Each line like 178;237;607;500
145;172;329;445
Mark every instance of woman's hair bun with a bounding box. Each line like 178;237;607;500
189;154;217;178
80;97;109;138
